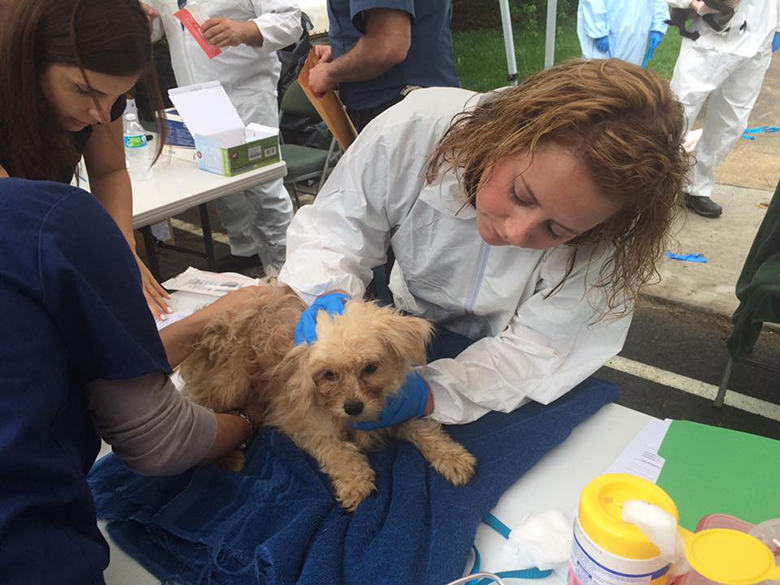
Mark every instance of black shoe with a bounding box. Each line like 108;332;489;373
684;194;722;218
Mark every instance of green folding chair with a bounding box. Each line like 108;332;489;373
279;79;339;208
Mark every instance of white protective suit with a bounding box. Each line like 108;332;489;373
577;0;669;65
278;88;633;425
669;0;780;200
150;0;302;267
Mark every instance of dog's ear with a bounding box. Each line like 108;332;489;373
272;344;316;415
374;311;434;366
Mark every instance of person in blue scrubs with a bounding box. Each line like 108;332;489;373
0;177;266;583
306;0;460;131
577;0;669;66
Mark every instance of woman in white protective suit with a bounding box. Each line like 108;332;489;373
577;0;669;66
278;59;689;427
670;0;780;218
144;0;302;272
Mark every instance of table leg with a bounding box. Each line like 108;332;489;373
140;226;162;282
199;203;218;272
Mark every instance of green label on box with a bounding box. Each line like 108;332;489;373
221;136;280;176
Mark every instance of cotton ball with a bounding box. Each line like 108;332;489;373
504;510;573;570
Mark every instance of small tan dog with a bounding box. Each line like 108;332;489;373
180;286;477;511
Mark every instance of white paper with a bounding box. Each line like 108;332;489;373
155;310;194;330
168;81;245;147
245;123;278;140
162;266;260;297
603;418;671;483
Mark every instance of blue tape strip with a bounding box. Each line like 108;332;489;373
666;251;707;263
742;126;780;140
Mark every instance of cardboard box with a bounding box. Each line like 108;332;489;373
168;81;280;177
194;123;279;176
163;108;196;149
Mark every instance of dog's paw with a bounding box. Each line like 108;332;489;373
334;468;376;512
216;450;246;473
430;445;477;486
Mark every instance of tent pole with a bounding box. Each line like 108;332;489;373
544;0;557;68
499;0;518;85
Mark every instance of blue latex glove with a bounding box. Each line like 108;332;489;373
350;373;428;430
773;32;780;53
642;31;665;67
594;36;610;54
647;31;664;56
293;292;350;345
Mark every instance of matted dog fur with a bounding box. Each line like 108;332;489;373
180;286;477;511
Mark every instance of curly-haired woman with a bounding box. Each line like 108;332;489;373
280;58;690;427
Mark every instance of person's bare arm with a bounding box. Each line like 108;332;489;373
159;286;270;368
83;120;135;242
201;17;264;47
307;8;411;95
84;121;172;318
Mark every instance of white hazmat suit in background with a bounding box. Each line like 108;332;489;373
670;0;780;216
149;0;302;269
577;0;669;65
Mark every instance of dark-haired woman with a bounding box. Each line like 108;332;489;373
0;0;170;318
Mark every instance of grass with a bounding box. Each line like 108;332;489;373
452;18;684;92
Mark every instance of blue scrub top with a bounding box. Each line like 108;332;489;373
0;179;170;583
327;0;460;110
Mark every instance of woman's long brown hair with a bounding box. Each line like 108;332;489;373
0;0;168;182
426;59;690;320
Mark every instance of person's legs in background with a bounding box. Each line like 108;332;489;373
211;178;293;274
671;46;736;217
211;192;262;257
214;83;294;273
242;177;293;274
686;49;771;217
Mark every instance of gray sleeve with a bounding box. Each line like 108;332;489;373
87;372;218;476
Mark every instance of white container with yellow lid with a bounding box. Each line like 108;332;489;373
569;474;679;585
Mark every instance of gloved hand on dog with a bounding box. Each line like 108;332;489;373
773;32;780;53
350;373;429;430
294;292;351;345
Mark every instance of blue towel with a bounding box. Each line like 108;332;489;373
89;377;619;585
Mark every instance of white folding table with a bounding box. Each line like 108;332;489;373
130;153;286;279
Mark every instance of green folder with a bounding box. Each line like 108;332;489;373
656;420;780;530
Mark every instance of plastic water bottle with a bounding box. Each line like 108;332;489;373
124;113;153;182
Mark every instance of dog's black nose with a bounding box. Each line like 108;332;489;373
343;401;364;416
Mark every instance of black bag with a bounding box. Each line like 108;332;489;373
276;12;331;150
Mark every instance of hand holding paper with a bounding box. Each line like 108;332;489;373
174;2;221;59
298;50;358;151
201;18;261;48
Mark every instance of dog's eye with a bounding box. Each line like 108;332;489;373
322;370;338;380
363;363;378;375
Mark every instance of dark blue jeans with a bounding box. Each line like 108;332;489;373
369;266;474;361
